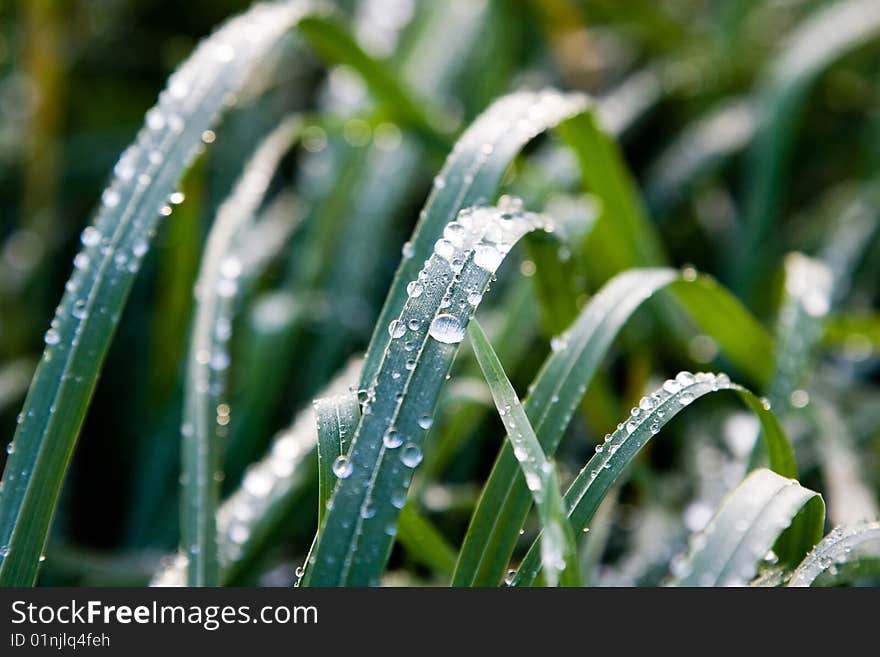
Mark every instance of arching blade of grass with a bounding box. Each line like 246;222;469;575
301;200;551;586
673;469;824;586
733;0;880;293
153;358;363;586
645;98;755;215
512;373;798;586
788;521;880;587
468;319;579;587
453;268;773;586
314;392;359;529
313;392;456;579
359;89;594;389
0;0;322;586
182;116;303;586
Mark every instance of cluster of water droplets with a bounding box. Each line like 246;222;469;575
788;520;880;587
307;198;556;577
581;372;735;488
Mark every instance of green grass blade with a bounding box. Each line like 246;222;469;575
0;0;318;586
674;469;824;586
358;90;592;389
453;268;773;586
468;319;579;587
733;0;880;293
182;116;303;586
396;504;458;579
788;521;880;587
512;372;798;586
315;362;477;583
314;392;359;529
301;200;550;586
558;111;667;281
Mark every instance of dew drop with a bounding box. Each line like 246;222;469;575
473;244;503;272
663;379;681;394
101;189;120;208
417;415;434;430
391;489;408;509
383;430;403;449
429;314;465;344
676;371;695;387
71;299;88;320
400;443;423;468
80;226;102;247
332;455;353;479
73;253;90;270
388;319;406;339
550;335;568;352
406;281;424;298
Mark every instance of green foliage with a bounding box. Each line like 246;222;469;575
1;0;878;589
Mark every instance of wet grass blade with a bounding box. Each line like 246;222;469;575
301;200;550;586
453;268;773;586
359;90;593;390
468;319;579;587
512;372;798;586
674;469;824;586
314;372;470;582
0;0;318;586
314;392;359;529
733;0;880;293
182;116;303;586
788;521;880;587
